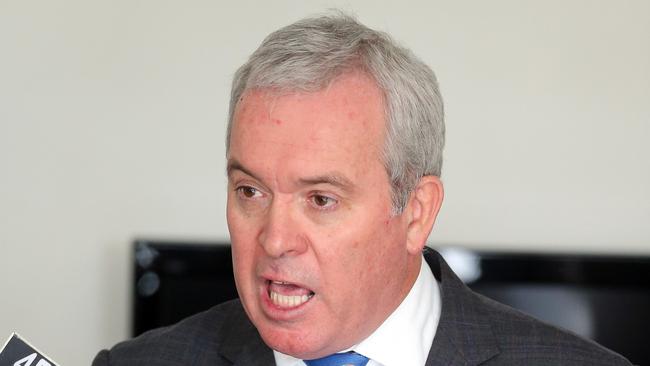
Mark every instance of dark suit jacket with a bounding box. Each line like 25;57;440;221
93;249;633;365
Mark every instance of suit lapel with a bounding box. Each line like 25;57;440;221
424;248;500;366
217;301;276;366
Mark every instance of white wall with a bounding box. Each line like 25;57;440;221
1;1;648;364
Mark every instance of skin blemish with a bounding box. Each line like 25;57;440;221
272;118;283;125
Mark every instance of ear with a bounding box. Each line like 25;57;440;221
404;176;444;255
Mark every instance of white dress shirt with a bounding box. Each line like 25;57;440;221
274;256;441;366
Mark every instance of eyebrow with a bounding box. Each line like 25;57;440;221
298;174;356;193
227;159;356;193
227;159;261;181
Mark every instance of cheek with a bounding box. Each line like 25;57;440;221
357;220;407;278
326;230;388;288
227;198;254;241
226;196;238;230
227;206;257;280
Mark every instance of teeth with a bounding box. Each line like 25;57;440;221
270;291;312;308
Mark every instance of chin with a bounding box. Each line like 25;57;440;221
256;324;328;359
261;333;308;357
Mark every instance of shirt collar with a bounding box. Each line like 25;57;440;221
273;255;441;366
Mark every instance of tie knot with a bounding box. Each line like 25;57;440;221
303;351;369;366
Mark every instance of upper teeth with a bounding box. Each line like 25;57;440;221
270;291;312;308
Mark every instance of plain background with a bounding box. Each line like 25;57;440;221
1;1;648;365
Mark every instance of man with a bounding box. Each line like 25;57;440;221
93;13;632;366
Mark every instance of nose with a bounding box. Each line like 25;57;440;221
258;200;308;258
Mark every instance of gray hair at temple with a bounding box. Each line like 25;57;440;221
226;12;445;214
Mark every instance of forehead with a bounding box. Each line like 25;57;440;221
235;71;385;130
228;73;387;180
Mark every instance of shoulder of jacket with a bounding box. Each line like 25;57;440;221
94;299;246;365
475;293;633;365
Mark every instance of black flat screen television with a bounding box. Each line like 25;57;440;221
132;240;650;365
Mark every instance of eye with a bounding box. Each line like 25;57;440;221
309;194;338;210
236;185;263;199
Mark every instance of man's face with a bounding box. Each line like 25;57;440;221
227;73;419;359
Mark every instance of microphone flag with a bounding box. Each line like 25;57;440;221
0;334;59;366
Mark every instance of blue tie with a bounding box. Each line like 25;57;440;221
303;351;370;366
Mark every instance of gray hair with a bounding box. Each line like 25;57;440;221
226;12;444;214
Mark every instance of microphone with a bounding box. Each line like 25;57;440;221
0;334;58;366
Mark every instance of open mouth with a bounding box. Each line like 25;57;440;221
267;280;315;308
